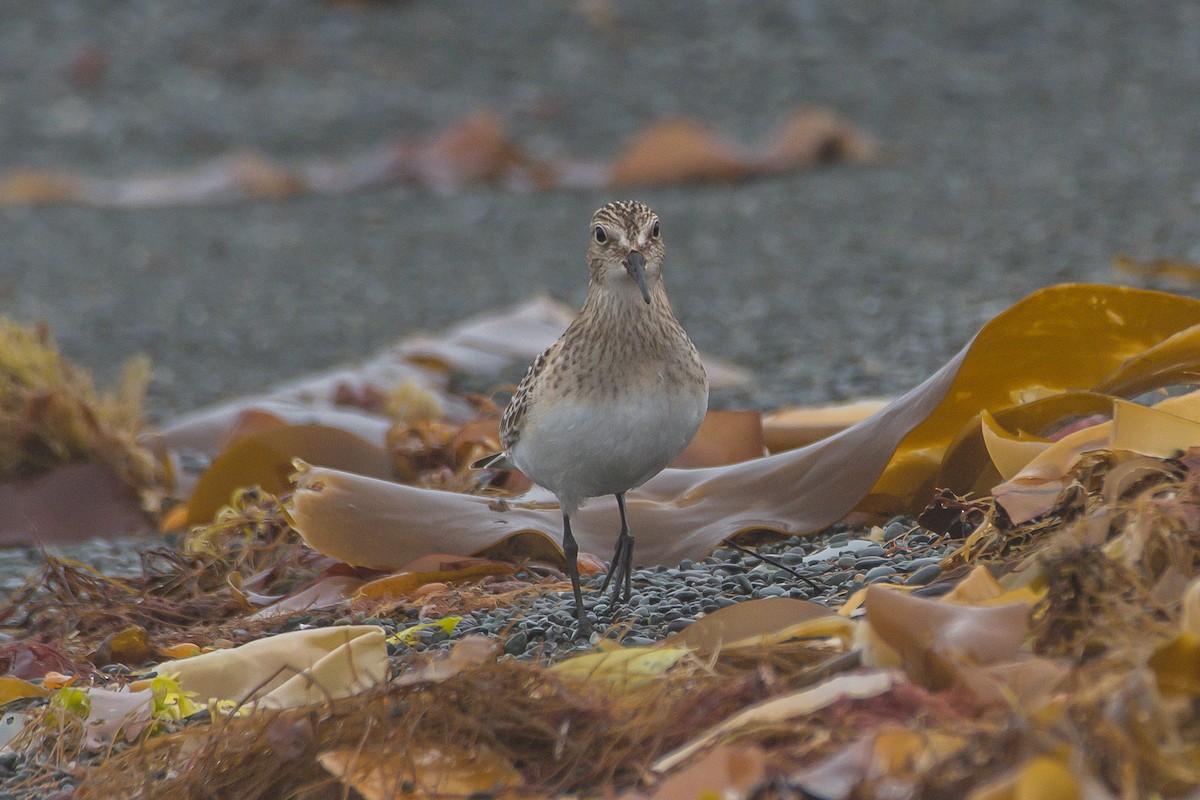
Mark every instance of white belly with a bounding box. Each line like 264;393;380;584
511;388;707;512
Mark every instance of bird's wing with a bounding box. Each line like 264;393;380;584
499;342;555;451
469;342;556;470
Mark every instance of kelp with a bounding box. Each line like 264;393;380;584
6;286;1200;798
0;489;317;660
0;319;152;481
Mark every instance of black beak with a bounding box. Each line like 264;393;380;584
623;250;651;304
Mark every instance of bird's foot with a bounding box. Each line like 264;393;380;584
599;537;632;601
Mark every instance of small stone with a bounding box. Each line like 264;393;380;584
625;636;656;647
678;559;695;570
757;585;787;598
906;563;943;585
829;532;849;546
823;571;852;586
673;588;700;602
883;521;909;541
714;596;738;608
504;633;529;656
665;618;693;633
865;565;897;581
836;554;857;569
855;556;888;570
857;545;886;557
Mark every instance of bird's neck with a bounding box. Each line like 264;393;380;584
581;278;672;321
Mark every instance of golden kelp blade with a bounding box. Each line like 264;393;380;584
870;284;1200;508
291;285;1200;569
186;423;393;526
154;626;386;709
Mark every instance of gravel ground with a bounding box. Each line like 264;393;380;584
430;516;953;662
2;1;1199;418
1;4;1199;787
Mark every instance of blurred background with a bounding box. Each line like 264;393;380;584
1;1;1198;419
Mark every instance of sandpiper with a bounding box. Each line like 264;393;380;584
474;200;709;636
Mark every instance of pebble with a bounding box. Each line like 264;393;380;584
865;565;897;581
822;570;853;586
504;633;528;656
906;563;943;585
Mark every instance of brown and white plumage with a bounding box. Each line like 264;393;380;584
474;200;708;636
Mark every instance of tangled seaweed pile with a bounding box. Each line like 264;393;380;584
4;284;1200;798
0;450;1195;798
0;320;159;497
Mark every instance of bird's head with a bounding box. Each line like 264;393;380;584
586;200;664;304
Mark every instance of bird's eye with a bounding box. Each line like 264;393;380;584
594;226;607;244
651;221;660;238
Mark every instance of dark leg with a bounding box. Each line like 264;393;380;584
598;492;634;603
561;511;592;637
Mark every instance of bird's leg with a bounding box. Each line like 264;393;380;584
598;495;627;596
598;492;635;603
617;492;634;602
561;511;592;637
